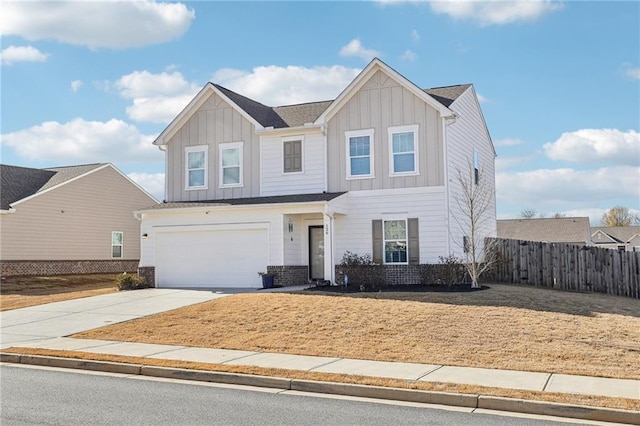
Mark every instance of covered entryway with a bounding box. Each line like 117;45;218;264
155;227;268;288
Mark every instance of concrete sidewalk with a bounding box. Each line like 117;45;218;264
12;336;640;401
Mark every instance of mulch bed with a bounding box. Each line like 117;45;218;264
305;283;489;294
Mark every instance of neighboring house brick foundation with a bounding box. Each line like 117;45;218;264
0;260;139;277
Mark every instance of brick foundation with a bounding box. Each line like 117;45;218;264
137;266;155;288
335;264;469;286
267;265;309;287
0;260;139;277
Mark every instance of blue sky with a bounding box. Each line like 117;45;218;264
1;0;638;223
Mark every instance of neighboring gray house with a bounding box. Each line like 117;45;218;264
591;226;640;251
497;217;592;246
0;163;158;276
137;58;497;288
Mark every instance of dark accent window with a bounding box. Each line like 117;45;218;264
463;236;470;253
284;140;302;173
473;149;479;185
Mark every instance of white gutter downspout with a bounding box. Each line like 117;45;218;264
159;144;168;202
323;203;335;285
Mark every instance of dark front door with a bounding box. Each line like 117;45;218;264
309;226;324;280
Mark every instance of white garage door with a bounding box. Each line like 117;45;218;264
155;228;268;288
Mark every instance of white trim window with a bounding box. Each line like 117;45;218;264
283;137;303;174
219;142;243;187
383;219;408;264
346;129;374;178
111;231;123;258
388;124;419;175
185;145;208;189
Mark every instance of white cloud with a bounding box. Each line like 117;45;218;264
476;93;489;103
401;49;417;62
429;0;562;26
71;80;83;92
543;129;640;166
411;29;420;41
496;166;640;208
212;64;362;106
0;1;195;49
0;118;162;164
339;39;380;61
0;45;48;65
494;138;525;147
114;70;200;123
128;172;165;202
623;64;640;80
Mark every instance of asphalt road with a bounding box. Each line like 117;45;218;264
0;364;582;426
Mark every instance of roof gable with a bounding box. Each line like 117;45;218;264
591;226;640;243
315;58;454;124
497;217;591;244
424;84;471;107
0;165;56;210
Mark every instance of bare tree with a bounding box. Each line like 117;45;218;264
519;209;538;219
452;162;498;288
552;212;566;218
601;206;640;227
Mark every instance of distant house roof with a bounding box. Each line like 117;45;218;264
591;226;640;244
141;192;347;211
211;82;469;130
1;163;107;210
497;217;592;244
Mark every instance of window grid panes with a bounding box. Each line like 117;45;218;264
383;220;407;264
221;147;240;185
112;232;123;258
187;150;206;188
392;132;415;173
349;135;371;176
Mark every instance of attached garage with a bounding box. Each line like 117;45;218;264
155;226;268;288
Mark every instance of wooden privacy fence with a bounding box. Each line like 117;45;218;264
487;238;640;299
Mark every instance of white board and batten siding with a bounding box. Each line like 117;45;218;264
260;132;326;196
445;85;497;258
326;69;445;193
165;92;261;202
333;187;447;264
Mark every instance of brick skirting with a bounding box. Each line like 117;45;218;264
336;264;469;286
0;260;139;277
137;266;155;288
267;265;309;287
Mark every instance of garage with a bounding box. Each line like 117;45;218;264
155;227;268;288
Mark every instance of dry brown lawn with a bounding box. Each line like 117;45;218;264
75;284;640;381
0;274;118;311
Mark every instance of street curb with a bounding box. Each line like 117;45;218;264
291;379;478;407
2;353;638;425
478;395;640;425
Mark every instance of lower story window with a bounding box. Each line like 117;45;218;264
112;231;123;258
384;219;407;263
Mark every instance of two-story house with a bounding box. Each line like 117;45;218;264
137;58;496;288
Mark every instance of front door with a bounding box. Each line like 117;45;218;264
309;226;324;280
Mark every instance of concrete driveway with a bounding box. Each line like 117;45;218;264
0;288;233;350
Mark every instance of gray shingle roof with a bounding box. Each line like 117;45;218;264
497;217;592;244
591;226;640;243
424;84;471;107
142;192;347;211
213;82;469;129
0;163;105;210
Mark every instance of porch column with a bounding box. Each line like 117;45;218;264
323;208;335;284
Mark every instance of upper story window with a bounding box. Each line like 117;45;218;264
283;138;302;173
111;231;123;258
384;219;408;264
219;142;243;187
388;124;419;175
346;129;374;179
185;145;208;190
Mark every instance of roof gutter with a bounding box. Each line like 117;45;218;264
255;123;323;136
0;208;16;214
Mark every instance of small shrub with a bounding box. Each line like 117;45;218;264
339;251;386;291
115;273;148;291
438;254;465;287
